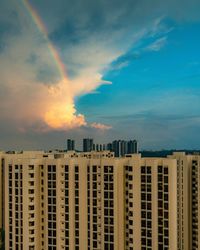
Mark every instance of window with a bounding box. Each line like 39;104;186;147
164;176;168;183
141;166;146;174
164;168;168;174
158;166;163;173
147;167;151;174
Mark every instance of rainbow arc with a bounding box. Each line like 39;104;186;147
22;0;68;82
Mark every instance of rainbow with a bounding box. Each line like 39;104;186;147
22;0;68;81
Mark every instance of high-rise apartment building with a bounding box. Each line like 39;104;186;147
169;152;200;250
107;143;112;151
0;152;4;250
66;139;75;151
112;140;121;157
127;140;138;154
93;144;106;152
190;155;200;250
0;150;179;250
111;140;138;157
168;152;191;250
83;138;93;152
0;153;2;229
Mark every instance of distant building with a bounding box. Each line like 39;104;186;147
127;140;138;154
67;139;75;151
120;140;128;156
83;138;93;152
112;140;121;157
107;143;112;151
88;139;138;156
111;140;138;157
96;144;99;151
93;144;106;152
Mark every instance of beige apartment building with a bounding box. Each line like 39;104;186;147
0;152;3;248
0;150;179;250
169;152;200;250
0;152;2;229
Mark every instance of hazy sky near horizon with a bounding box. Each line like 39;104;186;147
0;0;200;150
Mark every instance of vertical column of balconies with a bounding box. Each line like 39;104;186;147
64;165;69;249
28;165;35;250
104;165;114;250
140;166;152;250
124;165;134;250
191;160;198;249
157;165;169;249
87;164;102;250
47;165;57;249
8;165;13;249
91;165;102;249
176;158;185;250
74;165;79;249
87;166;91;249
40;165;45;249
92;165;98;249
97;165;102;249
58;164;65;249
12;164;23;250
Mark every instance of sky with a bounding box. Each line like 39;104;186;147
0;0;200;150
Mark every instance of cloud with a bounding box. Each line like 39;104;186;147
90;123;112;130
44;100;86;130
36;64;60;84
145;37;167;51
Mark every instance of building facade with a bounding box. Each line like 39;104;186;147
169;152;200;250
0;151;180;250
0;152;3;249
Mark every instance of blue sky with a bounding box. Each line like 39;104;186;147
0;0;200;150
76;21;200;149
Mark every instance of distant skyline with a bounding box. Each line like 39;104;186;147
0;0;200;150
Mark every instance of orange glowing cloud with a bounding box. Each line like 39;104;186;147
44;103;86;129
